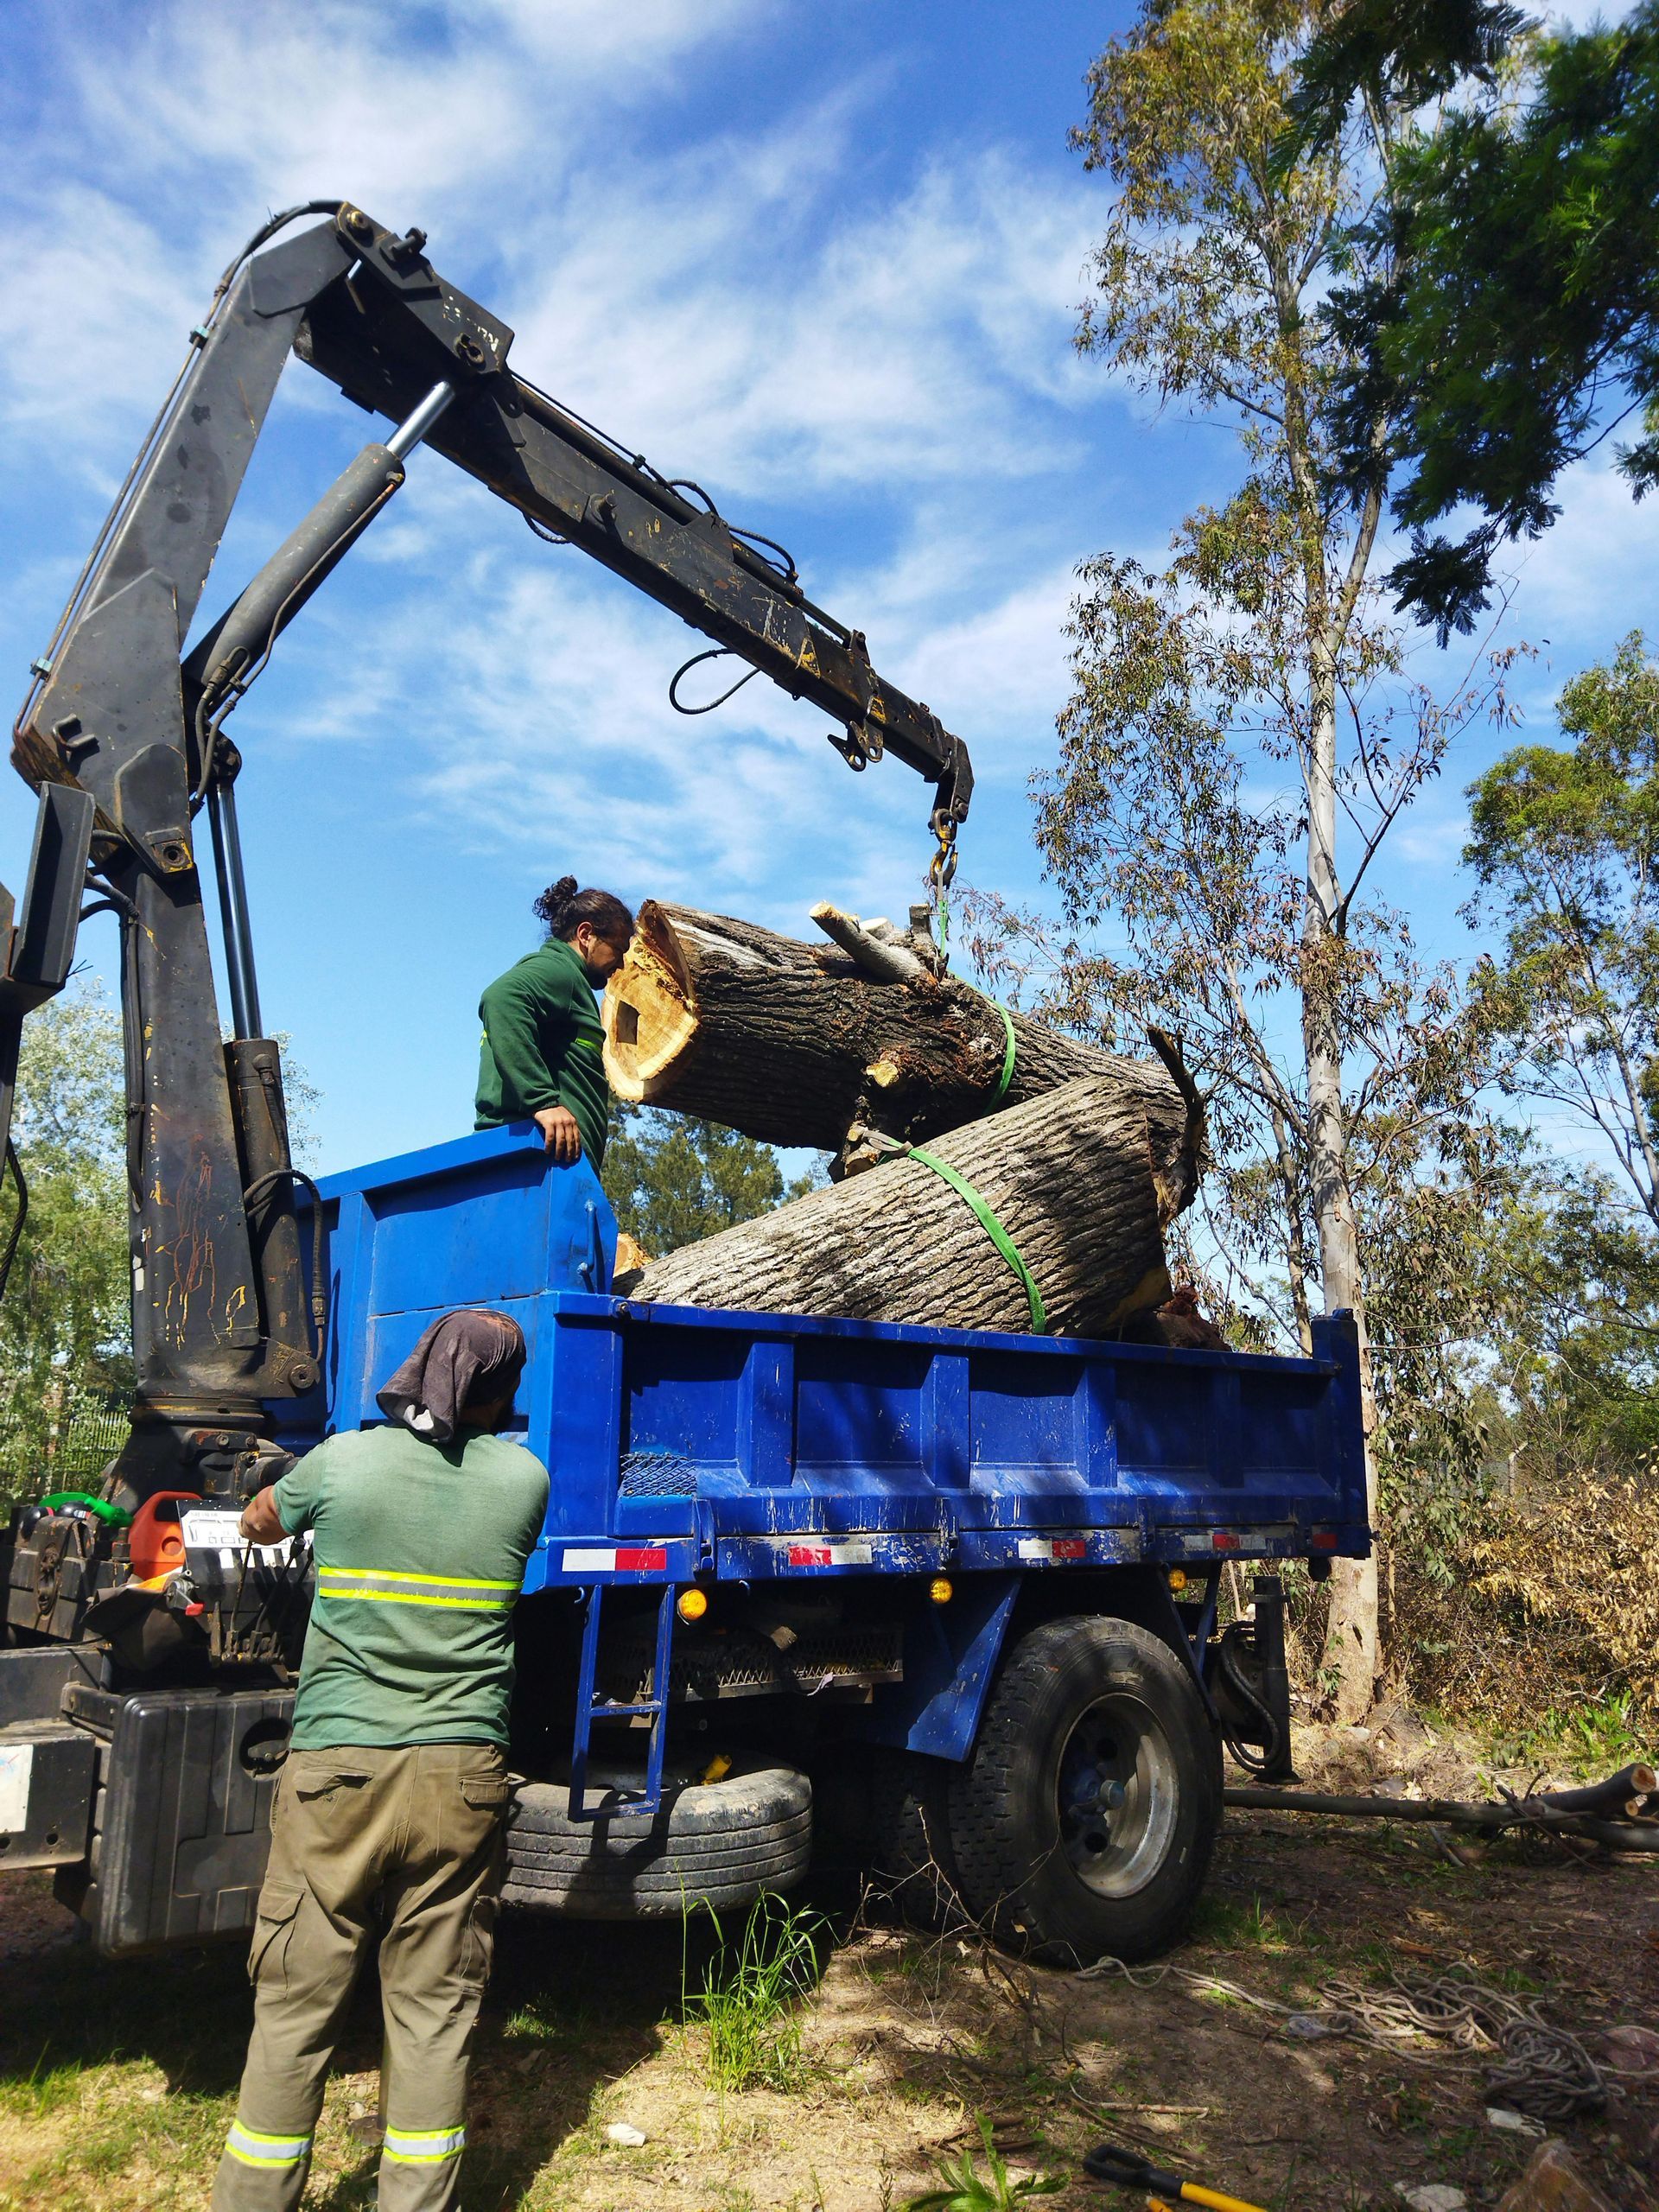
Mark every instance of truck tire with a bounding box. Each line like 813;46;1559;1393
947;1617;1219;1964
501;1761;811;1920
867;1751;963;1931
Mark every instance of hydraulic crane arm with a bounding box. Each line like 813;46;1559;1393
5;201;976;1509
296;207;974;845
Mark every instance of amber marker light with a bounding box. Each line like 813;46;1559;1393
929;1577;954;1605
676;1587;709;1622
1166;1567;1188;1592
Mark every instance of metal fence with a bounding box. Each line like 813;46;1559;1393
44;1389;127;1487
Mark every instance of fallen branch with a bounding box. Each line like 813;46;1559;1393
1224;1764;1659;1852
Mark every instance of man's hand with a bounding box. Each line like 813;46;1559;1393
535;1104;582;1164
239;1487;288;1547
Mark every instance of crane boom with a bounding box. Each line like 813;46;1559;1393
6;200;975;1509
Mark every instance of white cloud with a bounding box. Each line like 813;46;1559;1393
0;0;770;448
1502;451;1659;640
887;563;1079;777
31;0;766;210
499;135;1109;500
0;185;200;439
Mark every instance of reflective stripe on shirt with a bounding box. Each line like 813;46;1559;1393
315;1565;518;1610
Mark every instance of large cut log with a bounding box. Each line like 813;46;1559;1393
627;1074;1175;1338
603;900;1203;1201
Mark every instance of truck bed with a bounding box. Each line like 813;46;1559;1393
279;1125;1368;1592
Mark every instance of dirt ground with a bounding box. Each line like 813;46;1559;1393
2;1721;1656;2212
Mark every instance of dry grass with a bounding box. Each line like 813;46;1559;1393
1386;1471;1659;1745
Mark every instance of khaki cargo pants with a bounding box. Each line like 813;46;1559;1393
211;1742;511;2212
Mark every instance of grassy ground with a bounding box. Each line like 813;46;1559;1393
2;1723;1656;2211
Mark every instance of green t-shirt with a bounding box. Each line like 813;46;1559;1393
474;936;610;1166
274;1425;550;1751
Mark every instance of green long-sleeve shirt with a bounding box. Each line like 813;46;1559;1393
474;936;610;1166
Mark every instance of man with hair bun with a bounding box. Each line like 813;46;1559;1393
474;877;634;1166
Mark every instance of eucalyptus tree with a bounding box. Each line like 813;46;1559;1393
1048;0;1515;1713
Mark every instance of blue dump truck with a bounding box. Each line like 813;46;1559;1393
0;201;1367;1971
1;1125;1367;1967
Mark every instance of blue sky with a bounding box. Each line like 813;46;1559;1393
2;0;1652;1176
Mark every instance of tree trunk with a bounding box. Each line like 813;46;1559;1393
603;900;1202;1203
1302;648;1381;1723
627;1073;1179;1338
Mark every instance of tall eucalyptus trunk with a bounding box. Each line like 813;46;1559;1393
1303;647;1382;1717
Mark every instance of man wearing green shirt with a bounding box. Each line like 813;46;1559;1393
213;1310;548;2212
475;876;634;1167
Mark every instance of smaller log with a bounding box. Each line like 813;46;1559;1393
1223;1775;1659;1853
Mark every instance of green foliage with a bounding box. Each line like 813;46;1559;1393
901;2118;1065;2212
680;1893;825;2093
1281;0;1529;156
1317;3;1659;634
0;984;131;1484
1490;1687;1650;1776
602;1102;823;1259
0;984;322;1492
1027;0;1570;1713
1470;1167;1659;1478
1465;632;1659;1229
1026;0;1518;1417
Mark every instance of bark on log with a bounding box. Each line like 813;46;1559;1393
603;900;1203;1206
628;1074;1174;1338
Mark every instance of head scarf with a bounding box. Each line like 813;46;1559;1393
375;1308;527;1445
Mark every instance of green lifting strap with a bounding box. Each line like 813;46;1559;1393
984;998;1017;1104
906;1145;1049;1333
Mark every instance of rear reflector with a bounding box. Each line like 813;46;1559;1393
562;1546;667;1573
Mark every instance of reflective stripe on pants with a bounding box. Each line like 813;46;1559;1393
210;1742;509;2212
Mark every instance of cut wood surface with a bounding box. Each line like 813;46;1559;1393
603;900;1204;1203
626;1074;1174;1338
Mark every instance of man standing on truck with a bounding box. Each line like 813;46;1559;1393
475;875;634;1166
213;1308;549;2212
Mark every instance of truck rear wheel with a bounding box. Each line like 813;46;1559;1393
947;1617;1219;1964
502;1760;810;1920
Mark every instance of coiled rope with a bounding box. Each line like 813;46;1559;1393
1071;1958;1643;2120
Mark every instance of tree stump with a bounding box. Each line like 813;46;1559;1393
603;900;1202;1201
626;1073;1178;1338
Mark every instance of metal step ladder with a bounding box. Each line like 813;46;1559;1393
567;1582;676;1821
